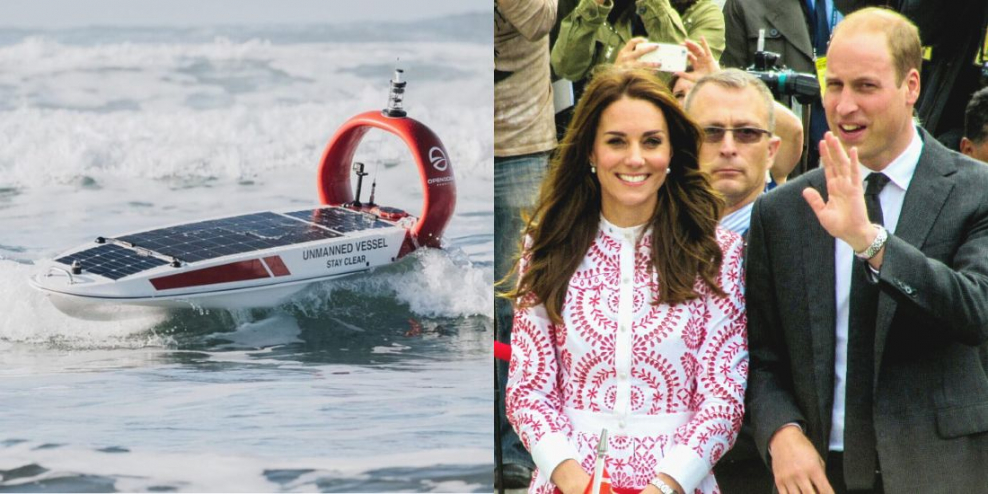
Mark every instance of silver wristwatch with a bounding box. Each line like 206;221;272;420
854;224;888;260
649;477;677;494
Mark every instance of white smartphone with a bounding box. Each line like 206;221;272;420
634;42;688;73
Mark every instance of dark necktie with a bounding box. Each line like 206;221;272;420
843;172;890;489
813;0;831;56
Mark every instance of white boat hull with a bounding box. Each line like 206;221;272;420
30;206;411;317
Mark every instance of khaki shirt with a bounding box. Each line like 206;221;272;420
495;0;558;157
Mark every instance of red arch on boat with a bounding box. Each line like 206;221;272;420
316;111;456;251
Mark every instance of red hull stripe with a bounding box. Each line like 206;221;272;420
150;259;270;290
263;256;291;277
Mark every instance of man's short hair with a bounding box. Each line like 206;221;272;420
684;68;776;132
965;86;988;144
831;7;922;86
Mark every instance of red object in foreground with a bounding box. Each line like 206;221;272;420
317;110;456;252
494;341;512;362
583;467;612;494
548;467;622;494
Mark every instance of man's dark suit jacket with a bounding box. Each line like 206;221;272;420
745;128;988;492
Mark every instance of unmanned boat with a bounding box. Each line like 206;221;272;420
29;69;456;317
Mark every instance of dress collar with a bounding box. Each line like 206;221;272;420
599;214;648;242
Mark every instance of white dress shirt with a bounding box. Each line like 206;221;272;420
829;125;923;450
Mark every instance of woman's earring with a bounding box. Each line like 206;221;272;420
590;162;596;174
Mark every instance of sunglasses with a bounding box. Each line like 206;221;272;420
703;126;772;144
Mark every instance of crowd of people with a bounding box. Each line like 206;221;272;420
495;1;988;493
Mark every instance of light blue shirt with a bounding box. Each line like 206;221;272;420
720;202;754;238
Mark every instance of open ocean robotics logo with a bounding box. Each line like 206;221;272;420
429;147;448;172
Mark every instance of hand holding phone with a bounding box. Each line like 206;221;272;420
634;42;688;73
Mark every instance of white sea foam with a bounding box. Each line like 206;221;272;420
0;37;493;189
0;260;168;347
205;312;303;350
289;247;493;319
0;102;490;189
389;248;492;317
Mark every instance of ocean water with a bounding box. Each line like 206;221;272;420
0;13;494;493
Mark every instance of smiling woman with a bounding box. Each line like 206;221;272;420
510;67;727;318
500;67;748;494
591;96;672;227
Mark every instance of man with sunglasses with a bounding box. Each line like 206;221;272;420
685;68;781;238
678;68;781;494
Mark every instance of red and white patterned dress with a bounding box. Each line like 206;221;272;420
506;217;747;494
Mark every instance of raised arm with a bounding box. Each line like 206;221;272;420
804;134;988;346
551;0;609;81
771;102;804;185
638;0;725;60
877;197;988;346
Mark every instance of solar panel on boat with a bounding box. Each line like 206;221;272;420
285;207;394;233
53;208;396;280
55;244;170;281
118;211;341;263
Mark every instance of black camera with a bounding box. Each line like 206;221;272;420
747;50;821;105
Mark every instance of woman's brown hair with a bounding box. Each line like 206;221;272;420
501;67;725;324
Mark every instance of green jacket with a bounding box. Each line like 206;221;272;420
552;0;725;82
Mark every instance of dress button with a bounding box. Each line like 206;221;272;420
619;420;627;428
621;325;628;332
622;277;630;284
619;371;628;379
